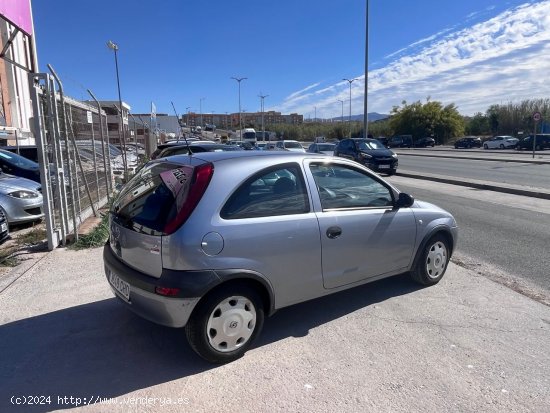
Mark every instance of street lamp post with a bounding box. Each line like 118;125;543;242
199;97;205;128
231;77;247;140
364;0;370;138
107;40;128;177
259;93;268;141
343;78;357;138
338;99;344;124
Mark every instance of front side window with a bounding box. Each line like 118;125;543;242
310;163;394;210
221;163;309;219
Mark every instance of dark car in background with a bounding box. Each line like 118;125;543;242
414;137;436;147
156;143;242;158
0;149;41;182
334;138;398;175
387;135;413;148
0;145;39;162
454;136;482;149
516;134;550;151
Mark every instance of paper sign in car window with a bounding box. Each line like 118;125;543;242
160;166;194;211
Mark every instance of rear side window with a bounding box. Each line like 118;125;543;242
112;162;194;235
221;163;309;219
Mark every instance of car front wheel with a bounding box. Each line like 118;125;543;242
410;234;450;286
185;285;264;363
483;144;488;149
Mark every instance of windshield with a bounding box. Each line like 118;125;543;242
317;144;335;151
357;140;385;151
0;149;39;169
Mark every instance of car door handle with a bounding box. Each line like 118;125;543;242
326;226;342;239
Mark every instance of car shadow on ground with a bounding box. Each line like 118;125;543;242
0;273;421;412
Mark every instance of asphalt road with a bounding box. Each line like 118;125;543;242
388;176;550;298
397;154;550;189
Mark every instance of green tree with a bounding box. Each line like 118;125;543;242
389;100;464;144
465;113;490;135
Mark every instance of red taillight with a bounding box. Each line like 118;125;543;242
155;286;181;296
164;162;214;234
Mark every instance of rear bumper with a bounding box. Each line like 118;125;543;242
103;244;221;328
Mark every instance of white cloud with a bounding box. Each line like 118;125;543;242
275;1;550;117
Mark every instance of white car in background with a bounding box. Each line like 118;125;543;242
483;136;518;149
275;140;306;152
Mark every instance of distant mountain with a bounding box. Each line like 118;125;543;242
330;112;389;122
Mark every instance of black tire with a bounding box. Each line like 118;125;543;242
387;169;397;176
483;144;488;149
185;284;264;364
410;234;450;286
499;144;505;149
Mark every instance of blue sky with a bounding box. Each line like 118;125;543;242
32;0;550;118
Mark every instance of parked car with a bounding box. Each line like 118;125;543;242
156;143;242;158
387;135;413;148
516;134;550;151
306;143;336;155
0;206;9;244
414;137;436;148
376;137;389;147
454;136;482;149
0;149;41;183
275;140;306;152
151;139;200;159
0;171;44;224
104;151;457;363
483;136;518;149
334;138;398;175
0;145;39;162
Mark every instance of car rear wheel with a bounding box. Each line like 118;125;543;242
185;285;264;363
410;234;450;286
499;144;505;149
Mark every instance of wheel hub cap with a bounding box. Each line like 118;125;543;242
426;241;448;279
207;296;256;352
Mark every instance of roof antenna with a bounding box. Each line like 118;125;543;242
171;101;192;155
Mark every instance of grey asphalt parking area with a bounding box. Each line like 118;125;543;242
0;247;549;412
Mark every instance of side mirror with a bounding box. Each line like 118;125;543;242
396;192;414;208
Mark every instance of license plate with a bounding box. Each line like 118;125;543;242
109;271;130;301
378;164;390;169
0;223;7;233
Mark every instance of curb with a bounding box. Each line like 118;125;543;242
394;151;550;165
397;170;550;200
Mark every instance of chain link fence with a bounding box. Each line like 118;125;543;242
28;68;148;250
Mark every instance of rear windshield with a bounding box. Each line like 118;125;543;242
112;162;194;235
285;141;303;149
317;144;335;151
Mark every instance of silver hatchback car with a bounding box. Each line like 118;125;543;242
104;152;457;363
